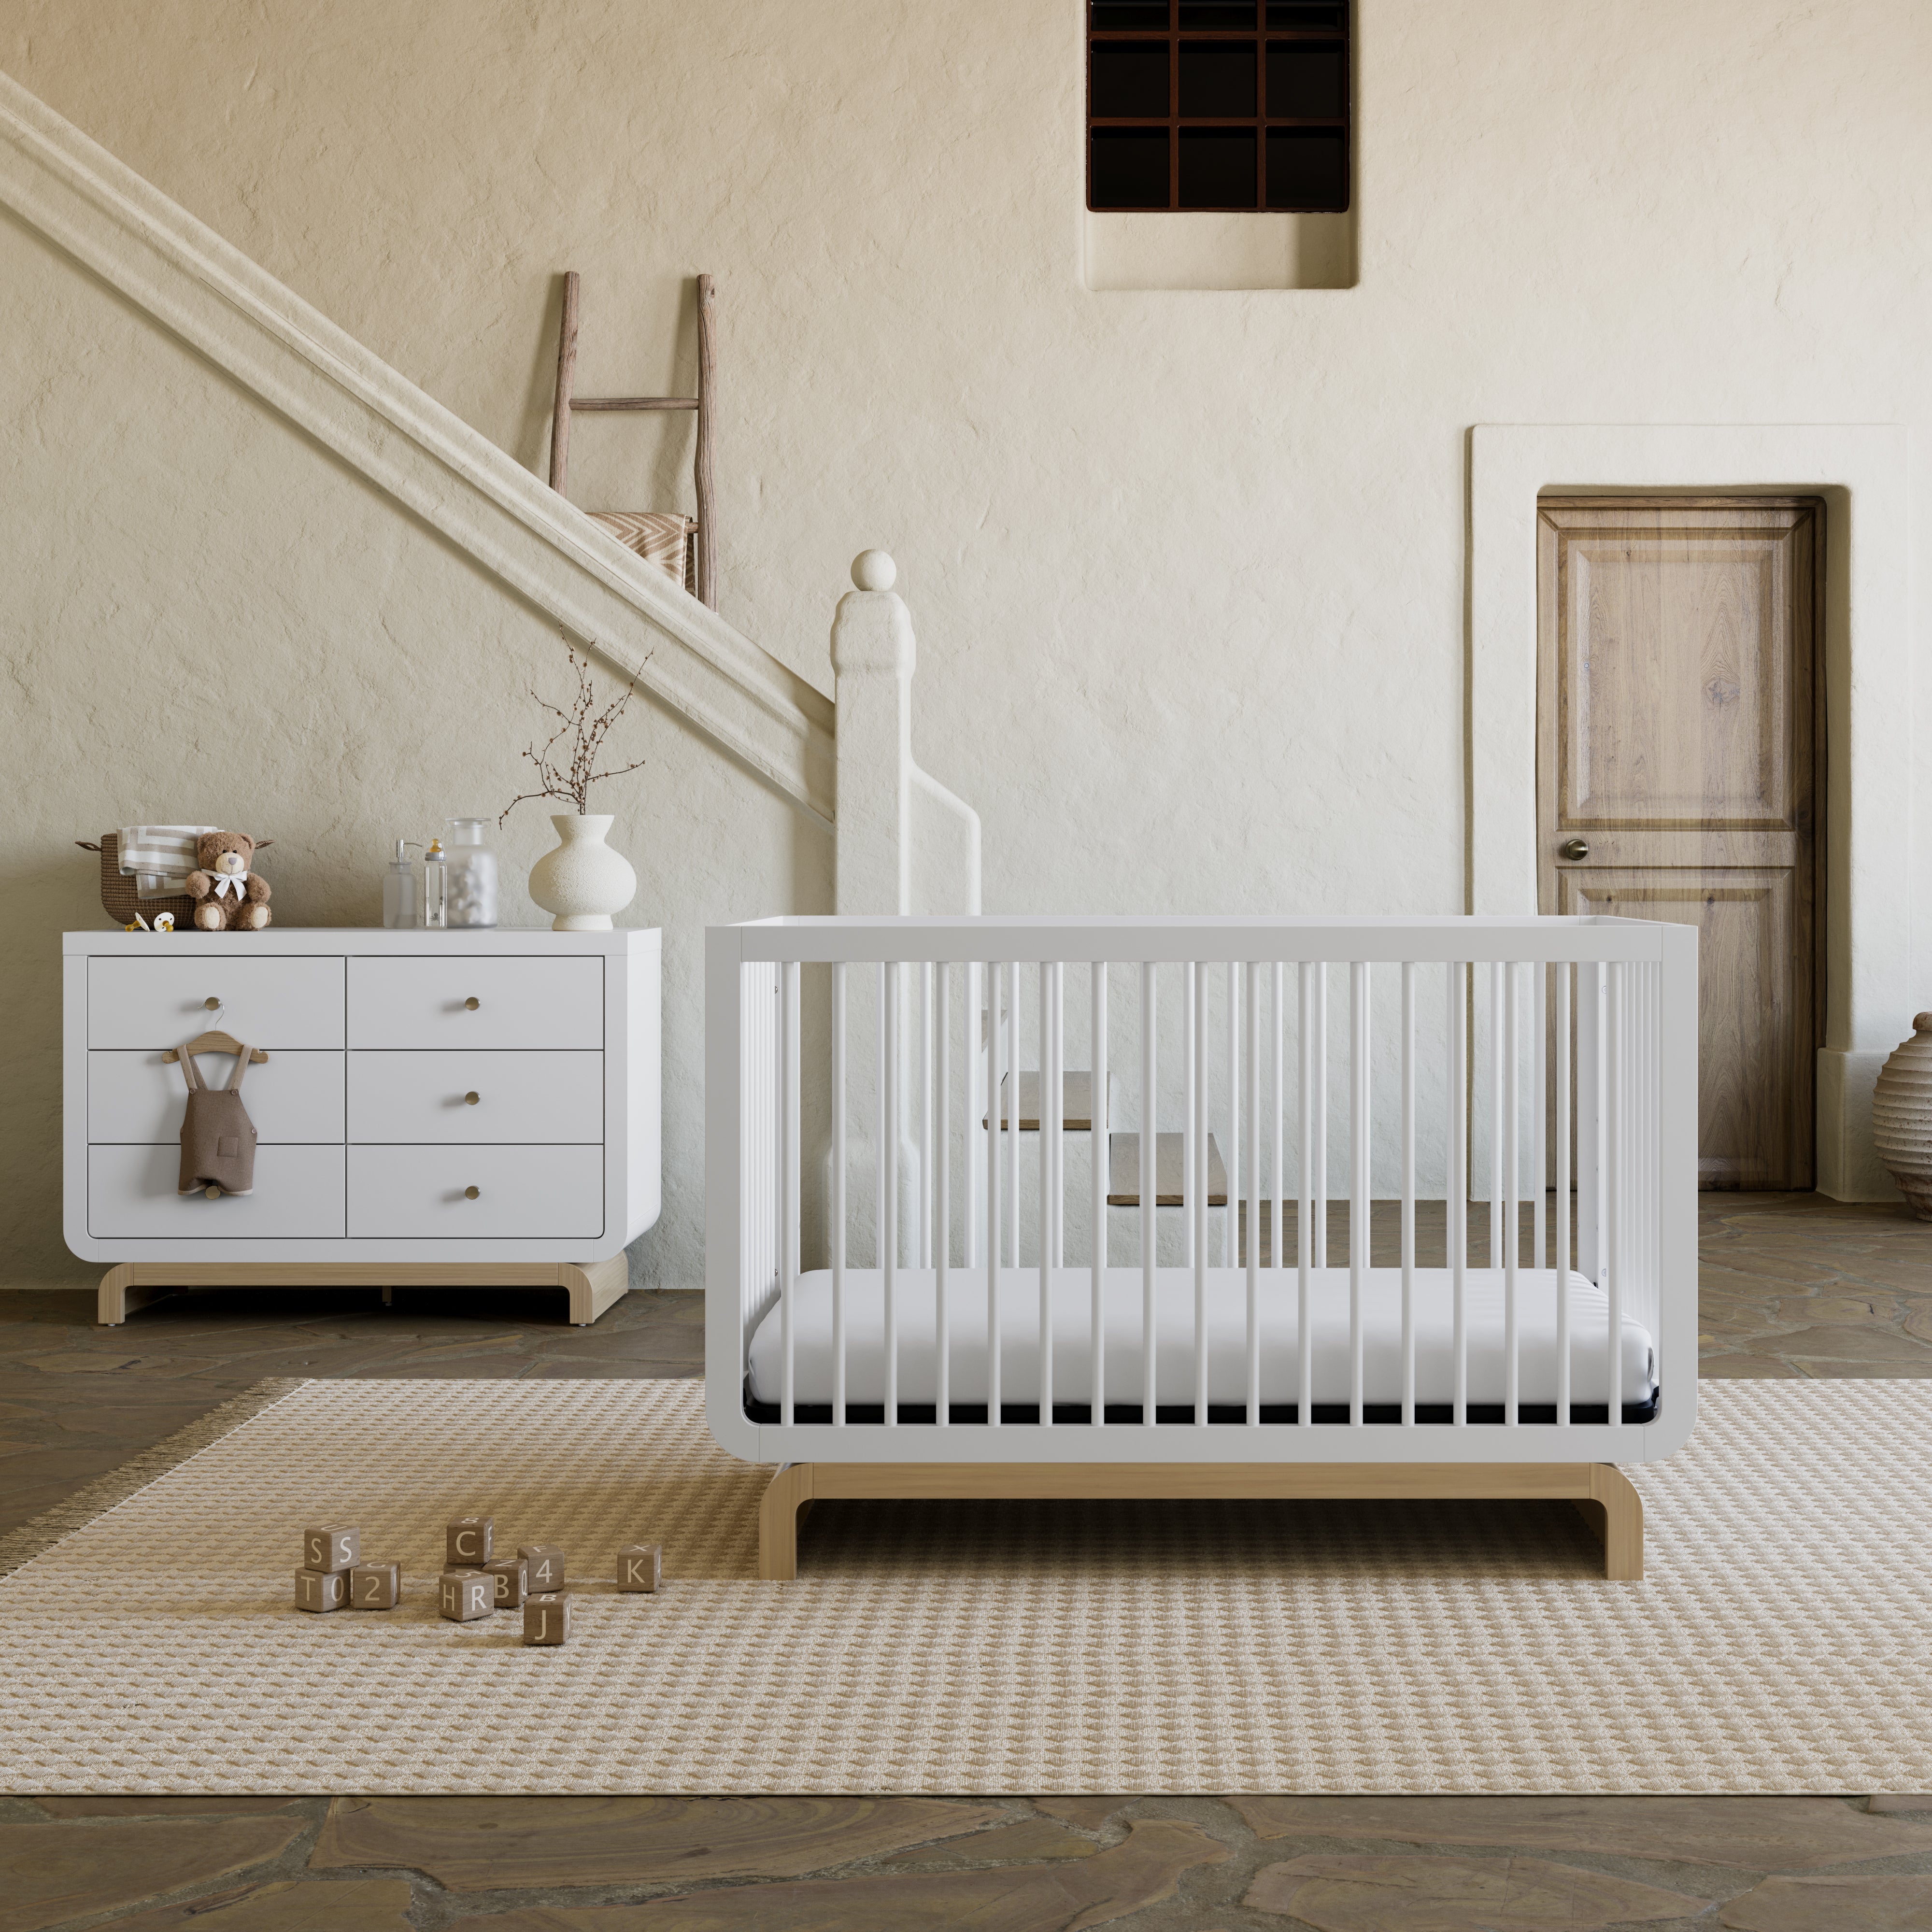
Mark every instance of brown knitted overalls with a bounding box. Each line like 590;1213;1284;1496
176;1042;257;1197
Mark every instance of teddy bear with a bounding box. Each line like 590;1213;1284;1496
184;831;274;931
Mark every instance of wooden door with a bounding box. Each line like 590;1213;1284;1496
1537;497;1823;1190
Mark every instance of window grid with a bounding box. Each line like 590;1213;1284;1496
1087;1;1350;214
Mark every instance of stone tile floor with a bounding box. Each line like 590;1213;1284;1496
4;1192;1930;1930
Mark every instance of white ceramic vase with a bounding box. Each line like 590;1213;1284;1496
527;813;636;931
1873;1012;1932;1221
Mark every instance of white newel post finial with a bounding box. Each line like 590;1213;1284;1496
831;550;915;916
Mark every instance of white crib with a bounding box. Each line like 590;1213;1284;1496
705;915;1698;1579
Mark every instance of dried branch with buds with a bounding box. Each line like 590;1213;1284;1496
498;635;651;824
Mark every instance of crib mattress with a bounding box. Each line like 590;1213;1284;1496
746;1265;1658;1423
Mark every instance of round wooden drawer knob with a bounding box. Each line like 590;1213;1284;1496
464;1091;481;1106
203;996;220;1010
464;1185;481;1200
464;996;481;1010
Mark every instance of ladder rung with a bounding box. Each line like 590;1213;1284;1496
570;397;699;412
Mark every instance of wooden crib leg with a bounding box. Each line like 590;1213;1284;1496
1573;1465;1644;1580
759;1463;815;1581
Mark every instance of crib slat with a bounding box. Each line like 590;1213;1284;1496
1297;961;1313;1426
780;959;800;1428
1193;964;1209;1426
1555;957;1571;1426
884;961;900;1428
1141;961;1157;1425
1533;959;1547;1274
1313;964;1328;1270
1227;960;1240;1268
832;960;848;1428
1271;962;1285;1276
1183;962;1197;1273
1504;958;1520;1427
876;964;887;1273
1489;961;1503;1271
1006;964;1020;1269
1400;960;1416;1428
920;961;934;1270
1349;960;1368;1426
935;963;951;1427
1052;962;1065;1270
1091;960;1108;1427
1607;960;1625;1421
1450;959;1468;1427
966;963;983;1270
1245;961;1262;1426
987;958;1002;1428
1038;959;1054;1428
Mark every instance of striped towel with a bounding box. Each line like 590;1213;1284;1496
118;824;218;888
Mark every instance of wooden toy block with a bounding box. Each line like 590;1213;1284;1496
617;1543;662;1593
483;1555;528;1610
438;1568;494;1622
294;1568;348;1613
523;1592;573;1646
349;1562;400;1610
302;1525;359;1573
519;1543;566;1592
446;1516;493;1565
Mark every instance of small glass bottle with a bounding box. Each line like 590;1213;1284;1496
381;839;422;930
422;839;448;930
442;817;499;929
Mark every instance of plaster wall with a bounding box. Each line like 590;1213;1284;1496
2;0;1931;1287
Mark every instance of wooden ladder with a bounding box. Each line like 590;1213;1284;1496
548;270;716;610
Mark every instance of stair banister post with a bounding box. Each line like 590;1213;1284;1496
831;549;915;916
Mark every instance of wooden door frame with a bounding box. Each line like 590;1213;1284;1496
1468;424;1910;1202
1534;494;1826;1188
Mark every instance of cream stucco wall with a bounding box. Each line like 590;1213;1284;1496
3;0;1930;1289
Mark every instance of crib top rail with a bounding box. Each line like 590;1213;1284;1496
718;913;1682;967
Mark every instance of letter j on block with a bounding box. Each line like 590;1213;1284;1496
446;1516;493;1565
303;1525;358;1573
524;1592;573;1646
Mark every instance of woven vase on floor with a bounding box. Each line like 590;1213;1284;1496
1873;1012;1932;1220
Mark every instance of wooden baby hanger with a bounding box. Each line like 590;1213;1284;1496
163;1032;269;1065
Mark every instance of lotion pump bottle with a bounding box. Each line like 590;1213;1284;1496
382;839;423;930
422;838;448;929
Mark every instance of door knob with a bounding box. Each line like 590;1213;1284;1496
464;996;481;1011
1558;838;1590;862
464;1185;481;1200
464;1091;481;1106
203;996;221;1010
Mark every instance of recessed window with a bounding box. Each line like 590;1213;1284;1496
1087;0;1350;213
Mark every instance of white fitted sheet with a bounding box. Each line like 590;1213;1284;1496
747;1265;1657;1410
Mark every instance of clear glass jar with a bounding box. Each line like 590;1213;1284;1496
443;818;499;929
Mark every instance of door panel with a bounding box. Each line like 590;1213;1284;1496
1538;499;1821;1189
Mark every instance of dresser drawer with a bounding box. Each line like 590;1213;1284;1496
348;957;602;1050
347;1051;601;1144
347;1145;603;1240
87;1144;346;1239
89;956;345;1049
88;1050;345;1145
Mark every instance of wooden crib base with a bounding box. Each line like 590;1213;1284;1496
757;1460;1643;1582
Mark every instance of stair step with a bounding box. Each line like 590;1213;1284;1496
1107;1132;1228;1208
984;1069;1119;1132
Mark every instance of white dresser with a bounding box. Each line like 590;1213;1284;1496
64;929;660;1325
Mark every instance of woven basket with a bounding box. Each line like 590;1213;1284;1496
76;835;199;930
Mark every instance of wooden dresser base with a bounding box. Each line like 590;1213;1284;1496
95;1255;629;1328
758;1460;1643;1582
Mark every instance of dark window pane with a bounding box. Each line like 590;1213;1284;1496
1266;43;1344;118
1179;128;1257;208
1091;128;1172;207
1178;0;1256;25
1092;0;1170;27
1179;41;1256;116
1092;42;1169;117
1265;0;1345;26
1265;128;1347;209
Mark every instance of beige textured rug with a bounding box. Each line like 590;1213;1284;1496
1;1378;1929;1794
